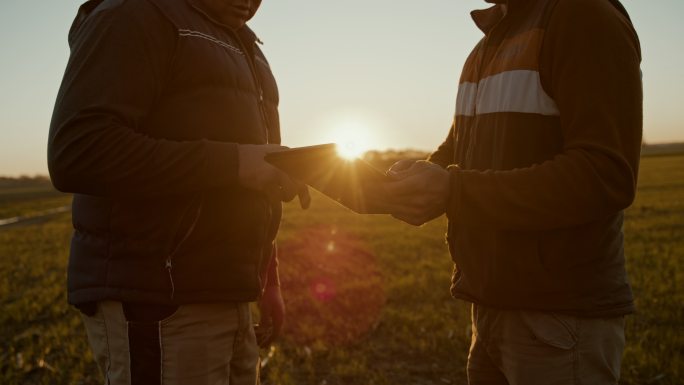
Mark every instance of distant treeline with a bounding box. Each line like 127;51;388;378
640;142;684;157
0;175;53;189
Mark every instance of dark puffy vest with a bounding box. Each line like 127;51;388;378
66;0;282;305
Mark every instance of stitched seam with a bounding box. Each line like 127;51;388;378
178;29;243;55
126;320;132;385
121;304;131;385
101;303;113;385
158;322;164;385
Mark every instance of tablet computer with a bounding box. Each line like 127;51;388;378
265;144;391;214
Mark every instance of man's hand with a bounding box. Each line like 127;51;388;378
255;285;285;348
238;144;311;209
378;160;451;226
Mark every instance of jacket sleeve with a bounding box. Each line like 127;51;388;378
447;0;642;231
48;2;239;197
427;121;456;168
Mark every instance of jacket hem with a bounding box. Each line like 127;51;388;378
450;291;635;318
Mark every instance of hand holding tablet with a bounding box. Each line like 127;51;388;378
264;144;391;214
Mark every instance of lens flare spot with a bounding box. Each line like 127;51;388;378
326;241;335;252
311;278;336;302
279;226;386;346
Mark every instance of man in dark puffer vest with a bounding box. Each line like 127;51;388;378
48;0;309;383
377;0;641;383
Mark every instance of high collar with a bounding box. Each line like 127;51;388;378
471;0;528;33
485;0;528;7
471;5;506;34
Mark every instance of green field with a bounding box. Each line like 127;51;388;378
1;155;682;385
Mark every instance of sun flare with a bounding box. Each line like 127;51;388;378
336;141;366;160
332;120;372;160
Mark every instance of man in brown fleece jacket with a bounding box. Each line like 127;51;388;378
378;0;642;383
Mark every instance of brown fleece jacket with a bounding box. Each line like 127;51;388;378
430;0;641;316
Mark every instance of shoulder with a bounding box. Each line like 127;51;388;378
538;0;641;92
85;0;167;20
548;0;634;28
69;0;176;42
544;0;639;50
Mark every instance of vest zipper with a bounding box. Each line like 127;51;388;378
165;259;176;300
168;4;273;298
230;30;271;144
164;197;203;300
187;1;270;141
230;31;276;295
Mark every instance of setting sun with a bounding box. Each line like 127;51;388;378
331;120;373;160
336;141;366;160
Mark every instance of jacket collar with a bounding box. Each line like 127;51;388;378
471;5;506;34
472;0;527;34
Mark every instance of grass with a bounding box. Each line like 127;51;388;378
0;154;682;385
621;155;684;384
0;187;70;219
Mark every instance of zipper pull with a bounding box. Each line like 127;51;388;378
165;259;175;300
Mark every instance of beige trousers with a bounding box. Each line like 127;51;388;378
81;301;259;385
467;304;626;385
